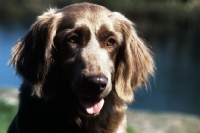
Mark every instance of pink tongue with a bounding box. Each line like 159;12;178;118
80;99;104;114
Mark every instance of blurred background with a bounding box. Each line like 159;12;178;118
0;0;200;132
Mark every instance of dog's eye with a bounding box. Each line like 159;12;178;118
67;35;79;43
107;38;116;47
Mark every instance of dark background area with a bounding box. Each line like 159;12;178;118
0;0;200;116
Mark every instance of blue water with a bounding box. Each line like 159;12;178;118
130;39;200;116
0;25;200;116
0;25;26;88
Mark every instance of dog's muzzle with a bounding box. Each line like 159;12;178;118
75;75;109;115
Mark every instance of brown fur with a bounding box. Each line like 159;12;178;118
8;3;154;133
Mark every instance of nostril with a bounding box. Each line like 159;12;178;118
98;77;108;90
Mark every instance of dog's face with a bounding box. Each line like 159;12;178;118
10;3;154;116
54;5;123;115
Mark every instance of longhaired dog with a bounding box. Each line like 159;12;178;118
8;3;154;133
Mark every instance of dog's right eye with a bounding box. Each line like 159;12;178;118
67;35;79;43
107;38;116;47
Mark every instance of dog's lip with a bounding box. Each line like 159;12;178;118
78;96;104;115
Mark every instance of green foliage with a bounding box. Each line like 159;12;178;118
0;102;18;133
1;0;200;38
0;0;199;24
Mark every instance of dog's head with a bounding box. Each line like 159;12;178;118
10;3;154;115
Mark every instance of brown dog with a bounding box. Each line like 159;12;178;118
7;3;154;133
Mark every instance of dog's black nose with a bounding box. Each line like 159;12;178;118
85;76;108;92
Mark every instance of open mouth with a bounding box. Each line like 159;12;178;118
79;97;105;115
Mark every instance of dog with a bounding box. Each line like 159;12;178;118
7;3;154;133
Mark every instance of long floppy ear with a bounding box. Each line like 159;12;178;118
113;12;154;103
10;9;62;97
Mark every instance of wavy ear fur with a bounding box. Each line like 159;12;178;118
113;12;154;103
10;9;62;96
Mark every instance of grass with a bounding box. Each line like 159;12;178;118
127;126;139;133
0;101;18;133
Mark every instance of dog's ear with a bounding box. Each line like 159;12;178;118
113;12;154;103
10;9;62;96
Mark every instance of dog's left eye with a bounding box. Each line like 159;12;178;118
67;35;79;43
107;38;116;47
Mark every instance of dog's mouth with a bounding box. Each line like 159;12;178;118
79;97;104;115
73;75;111;115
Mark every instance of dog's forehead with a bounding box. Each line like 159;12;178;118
61;3;110;14
59;3;114;31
